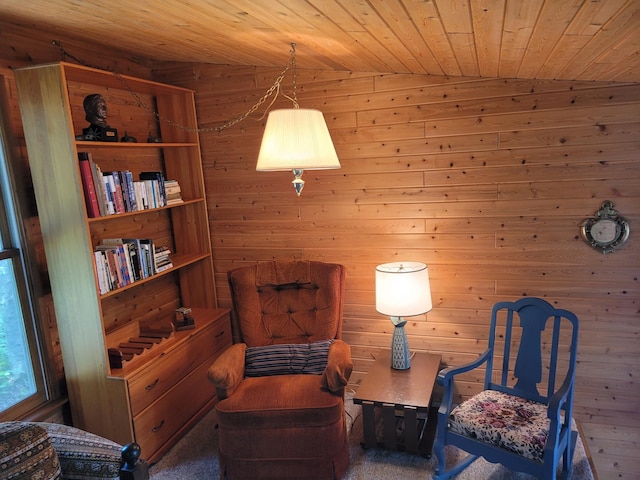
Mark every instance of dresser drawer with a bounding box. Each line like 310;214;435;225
128;314;231;416
133;355;217;457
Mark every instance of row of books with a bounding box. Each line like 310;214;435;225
94;238;174;294
78;152;183;218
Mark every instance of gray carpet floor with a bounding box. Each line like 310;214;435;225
150;393;595;479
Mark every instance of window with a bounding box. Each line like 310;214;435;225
0;83;49;419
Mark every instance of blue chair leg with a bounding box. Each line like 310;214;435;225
433;438;447;479
561;430;578;480
433;437;479;480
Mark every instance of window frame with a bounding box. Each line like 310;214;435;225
0;75;56;420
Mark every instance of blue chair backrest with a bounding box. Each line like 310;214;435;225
484;297;579;405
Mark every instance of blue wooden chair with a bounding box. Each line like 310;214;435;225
434;297;579;480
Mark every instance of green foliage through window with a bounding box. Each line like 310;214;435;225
0;258;37;411
0;93;48;418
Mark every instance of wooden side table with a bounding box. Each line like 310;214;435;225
353;351;441;457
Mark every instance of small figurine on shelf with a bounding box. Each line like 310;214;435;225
147;132;162;143
78;94;118;142
121;131;138;143
174;307;195;331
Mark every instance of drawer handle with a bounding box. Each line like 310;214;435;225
145;378;160;390
152;420;165;432
215;330;226;338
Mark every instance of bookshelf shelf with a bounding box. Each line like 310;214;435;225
98;252;211;299
15;61;230;463
85;197;205;222
76;141;200;148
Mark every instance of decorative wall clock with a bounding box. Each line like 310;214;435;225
580;201;630;254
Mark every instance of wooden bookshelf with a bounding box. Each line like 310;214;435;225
14;62;230;462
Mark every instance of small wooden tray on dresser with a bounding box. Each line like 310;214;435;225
108;322;175;369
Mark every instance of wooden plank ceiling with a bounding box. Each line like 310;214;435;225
1;0;638;82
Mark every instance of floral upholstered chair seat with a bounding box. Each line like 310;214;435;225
449;390;550;462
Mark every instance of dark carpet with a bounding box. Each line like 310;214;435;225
150;393;595;479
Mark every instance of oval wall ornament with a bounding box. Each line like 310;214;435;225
580;201;630;254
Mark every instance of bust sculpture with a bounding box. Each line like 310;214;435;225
81;93;118;141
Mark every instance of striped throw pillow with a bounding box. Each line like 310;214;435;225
244;339;334;377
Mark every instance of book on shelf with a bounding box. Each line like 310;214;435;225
139;238;155;278
110;173;127;214
139;171;166;208
154;245;173;273
102;240;134;286
78;152;101;218
92;238;174;293
94;251;110;294
94;244;126;289
101;173;116;215
78;154;173;216
89;159;108;217
164;179;184;205
122;238;143;281
115;170;136;212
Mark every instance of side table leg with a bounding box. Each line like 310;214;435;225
361;401;377;449
382;403;397;450
420;404;439;458
404;406;419;454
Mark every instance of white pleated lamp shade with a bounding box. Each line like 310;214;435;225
256;108;341;171
375;262;432;317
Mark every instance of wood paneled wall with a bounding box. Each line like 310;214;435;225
154;63;639;479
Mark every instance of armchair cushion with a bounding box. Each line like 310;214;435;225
216;374;344;434
256;260;310;286
449;390;549;462
244;339;334;377
0;422;61;480
229;260;345;345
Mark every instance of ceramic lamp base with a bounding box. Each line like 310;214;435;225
391;322;411;369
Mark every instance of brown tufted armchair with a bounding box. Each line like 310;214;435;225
208;260;352;480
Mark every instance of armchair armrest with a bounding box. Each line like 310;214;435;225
437;349;491;387
208;343;247;400
322;339;353;394
437;349;491;417
543;372;576;462
547;368;575;421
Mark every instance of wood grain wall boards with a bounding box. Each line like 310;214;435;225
152;62;639;479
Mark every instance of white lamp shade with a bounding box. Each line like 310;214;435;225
256;109;341;171
376;262;432;317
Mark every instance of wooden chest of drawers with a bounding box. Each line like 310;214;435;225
125;308;231;462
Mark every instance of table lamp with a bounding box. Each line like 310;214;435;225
375;262;432;370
